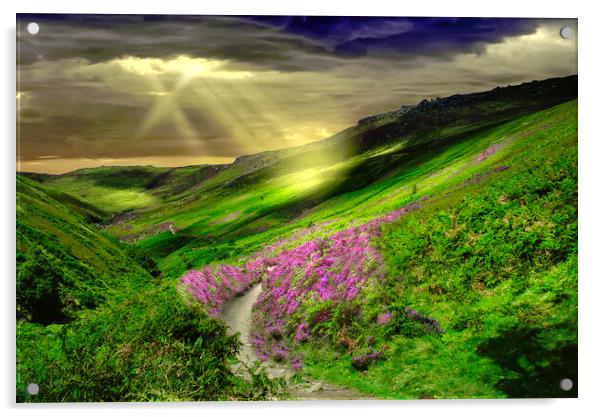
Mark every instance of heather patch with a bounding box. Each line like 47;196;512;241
179;199;426;368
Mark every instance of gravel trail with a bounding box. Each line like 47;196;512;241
220;284;263;374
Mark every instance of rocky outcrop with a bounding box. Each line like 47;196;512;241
358;104;414;125
353;75;577;151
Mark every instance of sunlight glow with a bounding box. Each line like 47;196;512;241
132;55;258;147
113;56;253;80
47;54;354;191
277;168;329;195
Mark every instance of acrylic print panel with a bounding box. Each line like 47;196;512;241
16;14;577;402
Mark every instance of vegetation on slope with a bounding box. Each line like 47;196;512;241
299;100;577;398
16;284;283;402
16;175;153;322
16;176;278;402
176;100;578;399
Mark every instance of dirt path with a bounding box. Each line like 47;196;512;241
220;284;263;375
219;284;374;400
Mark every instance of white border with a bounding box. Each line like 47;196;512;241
3;1;600;416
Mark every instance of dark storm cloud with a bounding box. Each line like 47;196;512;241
17;85;243;161
17;15;538;71
246;16;538;57
16;14;335;72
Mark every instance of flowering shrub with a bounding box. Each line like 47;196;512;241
294;322;310;342
179;199;425;368
178;263;262;317
377;312;392;325
249;200;425;363
291;357;303;370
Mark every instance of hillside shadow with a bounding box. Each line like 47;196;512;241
477;327;577;398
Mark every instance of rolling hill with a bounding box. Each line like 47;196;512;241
25;76;576;279
17;75;578;400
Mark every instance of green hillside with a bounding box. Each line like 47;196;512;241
299;99;578;398
16;175;153;323
24;166;173;213
17;76;577;400
135;77;578;278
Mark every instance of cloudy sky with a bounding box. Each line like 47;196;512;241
16;15;577;174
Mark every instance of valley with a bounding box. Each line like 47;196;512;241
17;76;578;401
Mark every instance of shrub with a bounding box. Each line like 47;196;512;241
16;285;275;402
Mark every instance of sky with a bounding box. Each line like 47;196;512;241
16;15;577;174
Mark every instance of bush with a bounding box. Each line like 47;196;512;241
125;245;162;278
17;247;66;324
16;285;272;402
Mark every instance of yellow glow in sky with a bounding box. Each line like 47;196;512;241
112;55;254;80
17;156;235;174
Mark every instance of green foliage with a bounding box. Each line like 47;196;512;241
125;245;162;278
17;286;277;402
17;246;65;324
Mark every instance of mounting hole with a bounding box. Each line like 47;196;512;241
559;26;572;39
27;22;40;35
559;378;573;391
26;382;39;396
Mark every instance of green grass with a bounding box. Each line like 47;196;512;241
298;100;577;398
41;169;162;213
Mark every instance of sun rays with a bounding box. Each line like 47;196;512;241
121;55;278;153
111;54;353;191
121;55;340;158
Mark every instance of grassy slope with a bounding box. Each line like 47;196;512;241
31;166;171;213
16;176;276;402
16;175;153;322
299;100;577;398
